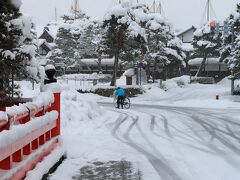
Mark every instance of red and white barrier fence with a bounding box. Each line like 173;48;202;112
0;92;61;180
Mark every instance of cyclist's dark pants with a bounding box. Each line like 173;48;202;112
117;96;124;108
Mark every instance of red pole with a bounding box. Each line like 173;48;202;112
51;93;61;137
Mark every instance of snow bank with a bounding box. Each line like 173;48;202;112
164;75;190;90
61;91;103;131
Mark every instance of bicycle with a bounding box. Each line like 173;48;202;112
113;96;131;109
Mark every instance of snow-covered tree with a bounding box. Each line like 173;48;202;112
192;23;222;76
0;0;43;99
128;4;185;80
50;11;90;66
145;14;185;80
220;3;240;75
102;2;147;86
78;21;104;59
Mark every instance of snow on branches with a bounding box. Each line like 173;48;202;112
220;3;240;74
104;2;146;39
0;1;44;82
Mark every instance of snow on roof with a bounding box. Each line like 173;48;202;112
38;39;46;46
124;68;135;76
38;39;52;50
47;24;59;38
176;26;197;36
80;58;120;66
36;24;59;39
188;58;223;65
36;26;44;38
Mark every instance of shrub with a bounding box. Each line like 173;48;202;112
190;77;215;84
78;87;145;97
175;79;186;87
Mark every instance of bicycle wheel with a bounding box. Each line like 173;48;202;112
123;97;131;109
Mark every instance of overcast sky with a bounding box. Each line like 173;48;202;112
20;0;239;30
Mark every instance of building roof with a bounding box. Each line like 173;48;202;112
176;26;197;37
37;24;59;40
189;57;225;66
80;58;122;66
38;39;52;51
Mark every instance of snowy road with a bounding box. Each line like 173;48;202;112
102;103;240;180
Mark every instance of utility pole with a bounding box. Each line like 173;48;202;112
150;0;164;16
71;0;80;19
200;0;216;25
207;0;210;21
153;0;156;13
55;7;58;22
231;23;235;95
159;2;162;15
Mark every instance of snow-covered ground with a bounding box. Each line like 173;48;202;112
17;75;240;180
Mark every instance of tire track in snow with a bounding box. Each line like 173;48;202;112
110;110;183;180
101;103;240;179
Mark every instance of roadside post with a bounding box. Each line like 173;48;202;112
139;61;144;86
44;64;61;137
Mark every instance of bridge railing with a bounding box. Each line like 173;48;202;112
0;92;61;180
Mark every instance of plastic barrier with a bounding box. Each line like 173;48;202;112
0;92;61;180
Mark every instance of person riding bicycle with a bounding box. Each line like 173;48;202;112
115;87;126;109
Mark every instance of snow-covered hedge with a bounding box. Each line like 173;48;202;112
78;87;144;97
190;77;215;84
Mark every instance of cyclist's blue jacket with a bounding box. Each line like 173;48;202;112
115;88;126;96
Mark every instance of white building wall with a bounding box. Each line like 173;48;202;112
182;29;195;43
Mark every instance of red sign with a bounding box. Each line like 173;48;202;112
210;21;216;27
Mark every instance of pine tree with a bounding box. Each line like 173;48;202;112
0;0;22;94
0;0;42;101
220;3;240;75
78;21;101;59
50;10;90;67
131;5;185;80
102;2;146;86
51;27;80;65
92;22;106;73
192;23;222;76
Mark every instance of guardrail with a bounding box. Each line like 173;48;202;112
0;92;61;180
